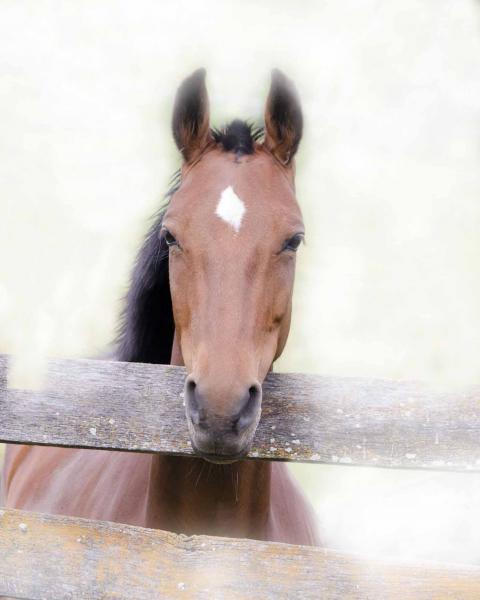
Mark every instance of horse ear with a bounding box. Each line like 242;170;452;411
264;69;303;165
172;68;211;162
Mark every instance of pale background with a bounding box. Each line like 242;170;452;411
1;0;480;564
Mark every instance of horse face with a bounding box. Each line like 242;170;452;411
164;69;304;462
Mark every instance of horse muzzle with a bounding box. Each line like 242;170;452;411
184;375;262;462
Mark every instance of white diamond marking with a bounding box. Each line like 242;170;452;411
215;186;246;232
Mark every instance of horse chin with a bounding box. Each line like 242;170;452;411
200;455;240;465
187;418;258;465
190;440;252;465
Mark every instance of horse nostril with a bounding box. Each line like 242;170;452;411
186;378;197;395
234;383;262;432
249;384;261;400
185;376;202;426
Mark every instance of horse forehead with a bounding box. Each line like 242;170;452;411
174;152;299;227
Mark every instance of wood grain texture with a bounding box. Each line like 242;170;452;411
0;508;479;600
1;353;480;471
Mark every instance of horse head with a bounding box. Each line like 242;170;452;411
163;69;304;462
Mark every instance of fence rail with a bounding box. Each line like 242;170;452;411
1;508;480;600
1;353;480;598
1;353;479;471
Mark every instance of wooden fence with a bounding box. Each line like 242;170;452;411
1;353;480;598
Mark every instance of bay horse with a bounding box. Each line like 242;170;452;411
1;69;320;546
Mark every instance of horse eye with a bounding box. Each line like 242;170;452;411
162;229;179;247
282;233;304;253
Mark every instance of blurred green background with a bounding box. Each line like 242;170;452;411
1;0;480;564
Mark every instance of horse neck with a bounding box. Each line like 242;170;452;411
144;331;273;538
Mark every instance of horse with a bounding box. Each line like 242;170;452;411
1;69;320;546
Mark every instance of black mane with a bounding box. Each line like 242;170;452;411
116;120;261;364
212;120;263;156
115;173;180;364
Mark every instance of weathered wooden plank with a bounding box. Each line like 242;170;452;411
1;353;480;470
0;508;479;600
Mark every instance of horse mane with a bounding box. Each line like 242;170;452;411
212;120;263;156
115;171;180;364
115;120;262;364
